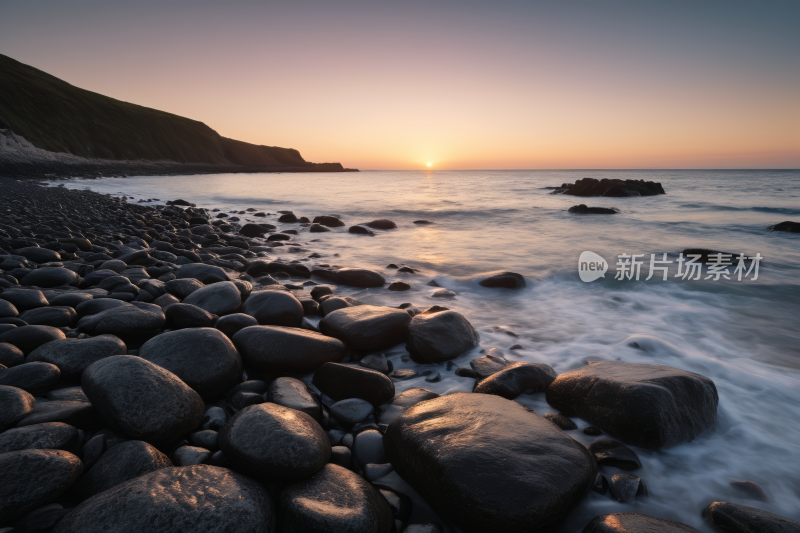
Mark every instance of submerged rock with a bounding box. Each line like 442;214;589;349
582;513;701;532
476;271;526;289
568;204;619;214
559;178;666;197
768;220;800;233
383;393;596;532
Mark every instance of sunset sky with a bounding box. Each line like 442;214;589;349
1;0;798;169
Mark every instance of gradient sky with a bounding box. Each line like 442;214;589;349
1;0;798;169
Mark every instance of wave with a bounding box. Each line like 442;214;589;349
680;203;800;216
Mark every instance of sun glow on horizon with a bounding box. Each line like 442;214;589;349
427;162;432;167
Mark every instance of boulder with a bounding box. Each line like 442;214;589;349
383;393;596;533
582;513;701;532
164;303;216;329
243;290;304;327
138;328;242;401
349;225;374;235
0;325;66;355
81;355;204;443
469;353;509;378
313;215;346;227
0;361;61;394
406;307;479;363
280;464;393;533
768;221;800;233
218;402;330;478
703;502;800;533
19;306;78;327
334;268;385;288
364;219;397;230
240;223;270;237
233;326;345;373
320;296;362;316
559;178;665;197
27;335;127;381
312;363;395;406
51;465;274;533
546;361;718;449
0;449;83;524
473;362;557;399
0;422;77;453
76;304;165;338
309;223;331;232
21;267;79;288
320;305;410;350
175;263;230;284
181;281;241;316
477;271;526;289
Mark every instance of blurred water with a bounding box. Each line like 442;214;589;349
54;169;800;530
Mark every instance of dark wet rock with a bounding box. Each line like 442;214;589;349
1;290;49;311
19;306;78;327
13;505;71;532
230;391;264;410
21;267;79;288
352;429;387;468
413;220;433;225
49;292;93;307
0;325;65;356
333;268;386;288
240;223;271;237
313;215;346;227
0;422;78;453
234;326;345;373
46;386;89;402
309;223;331;232
310;285;334;301
455;367;481;378
320;296;361;316
52;465;274;533
27;335;126;381
349;225;374;235
431;288;456;298
559;178;665;197
165;278;204;299
0;342;24;367
0;362;61;394
376;388;439;426
312;363;395;406
175;263;230;284
225;380;269;401
219;402;330;478
0;449;82;524
406;307;479;363
364;463;393;481
188;430;219;452
202;406;227;432
569;204;619;214
473;362;557;399
546;361;718;449
582;513;701;532
82;355;204;443
243;290;304;327
729;480;769;502
384;393;596;533
608;473;647;502
469;353;509;377
153;293;180;309
360;353;390;374
404;525;444;533
15;247;61;263
768;221;800;233
268;233;291;241
330;398;374;426
70;440;172;502
215;313;258;337
139;328;241;401
329;446;351;468
544;413;578;430
76;304;165;338
280;463;393;533
171;445;211;466
0;299;18;317
165;303;216;329
181;280;241;316
389;369;418;380
702;501;800;532
320;305;410;350
387;281;411;291
75;298;129;316
584;426;602;436
589;439;642;471
16;400;100;430
592;473;609;495
268;377;321;421
477;270;526;289
365;219;397;230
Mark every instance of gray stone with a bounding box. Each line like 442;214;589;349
473;362;557;399
175;263;231;284
139;328;242;401
320;296;362;316
233;326;345;373
243;290;304;327
0;342;24;367
165;278;204;299
164;303;216;329
52;465;273;533
170;445;211;466
406;307;479;363
82;356;204;443
19;306;77;327
0;299;18;318
476;271;526;289
15;247;61;263
360;353;390;373
330;398;374;426
182;281;241;316
334;268;386;288
0;325;66;355
215;313;258;337
352;429;386;468
329;445;351;468
0;290;49;311
202;406;227;431
312;363;395;406
77;303;165;338
21;268;79;288
268;377;321;421
376;388;439;426
75;299;129;316
608;474;648;502
589;439;642;471
188;430;218;452
0;362;61;394
46;386;90;402
16;400;99;429
582;513;701;533
364;463;394;481
28;335;127;381
702;501;800;533
0;422;78;453
320;305;411;350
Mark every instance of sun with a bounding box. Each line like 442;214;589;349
426;162;432;167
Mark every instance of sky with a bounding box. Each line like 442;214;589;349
1;0;798;169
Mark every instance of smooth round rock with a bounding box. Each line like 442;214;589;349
280;463;393;533
319;305;411;350
546;361;718;449
364;219;397;230
0;325;66;355
473;362;557;399
28;335;127;381
215;313;258;337
383;393;596;533
165;303;216;329
406;307;479;363
52;465;274;533
353;429;387;467
188;430;219;452
170;445;212;466
165;278;204;299
82;355;204;443
312;363;395;406
233;326;346;373
243;290;304;327
0;362;61;394
0;422;78;453
0;290;49;311
48;292;93;307
175;263;231;284
15;247;61;263
0;342;24;367
0;449;83;524
330;398;374;426
583;513;702;532
219;402;330;479
182;281;241;316
376;388;440;426
476;271;526;289
268;377;321;421
16;400;99;430
333;268;385;288
0;299;19;317
703;502;800;533
21;268;79;288
312;215;346;227
75;299;129;316
70;440;172;502
77;303;165;338
19;306;77;327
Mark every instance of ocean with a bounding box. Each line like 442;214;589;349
52;169;800;530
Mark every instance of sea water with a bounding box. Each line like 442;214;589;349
52;169;800;530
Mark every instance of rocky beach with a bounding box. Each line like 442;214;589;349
1;175;798;533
